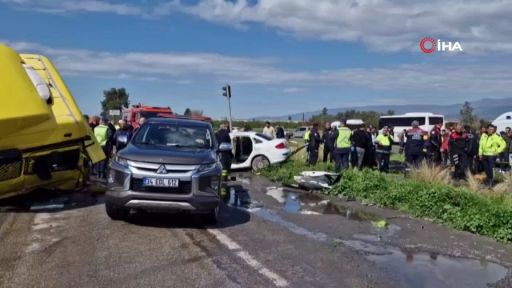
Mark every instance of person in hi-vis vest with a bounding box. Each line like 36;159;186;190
332;119;352;173
94;117;113;179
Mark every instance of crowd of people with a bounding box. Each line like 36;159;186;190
300;119;510;186
83;114;146;179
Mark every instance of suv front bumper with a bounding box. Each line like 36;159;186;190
105;160;222;212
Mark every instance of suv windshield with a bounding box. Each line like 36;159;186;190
132;123;213;149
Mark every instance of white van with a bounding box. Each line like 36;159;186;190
331;119;365;131
492;112;512;133
379;113;444;142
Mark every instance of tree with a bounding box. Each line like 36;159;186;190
321;107;328;115
191;109;203;116
100;88;130;117
386;110;395;116
288;116;292;121
184;108;192;117
458;101;475;126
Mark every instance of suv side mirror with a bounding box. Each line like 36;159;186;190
117;134;128;144
217;142;232;153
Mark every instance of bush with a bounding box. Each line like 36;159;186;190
331;169;512;242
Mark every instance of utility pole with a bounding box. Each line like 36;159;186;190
222;84;232;131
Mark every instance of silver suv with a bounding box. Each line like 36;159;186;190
104;118;232;224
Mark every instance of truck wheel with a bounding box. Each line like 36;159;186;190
252;156;270;171
105;202;130;221
202;206;219;226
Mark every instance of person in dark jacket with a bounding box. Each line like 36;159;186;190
215;124;233;181
307;123;322;166
500;128;511;172
464;125;479;174
375;126;394;173
352;126;370;169
449;124;470;180
107;121;117;152
90;115;100;130
322;122;334;163
423;131;432;163
275;124;285;139
404;120;425;168
429;121;443;164
243;124;252;132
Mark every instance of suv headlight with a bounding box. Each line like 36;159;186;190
198;163;216;171
114;156;129;167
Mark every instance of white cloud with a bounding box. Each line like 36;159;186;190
282;87;304;93
173;0;512;55
2;40;512;93
0;0;145;15
3;0;511;55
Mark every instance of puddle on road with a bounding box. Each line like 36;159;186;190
338;239;509;288
266;188;382;221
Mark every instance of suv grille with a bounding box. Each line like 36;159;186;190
130;178;192;194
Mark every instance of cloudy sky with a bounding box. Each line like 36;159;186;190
1;0;511;119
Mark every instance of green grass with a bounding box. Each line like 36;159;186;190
259;150;512;243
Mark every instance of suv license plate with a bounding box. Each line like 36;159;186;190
143;178;179;187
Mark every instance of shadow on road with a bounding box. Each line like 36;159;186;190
0;186;105;214
126;204;251;230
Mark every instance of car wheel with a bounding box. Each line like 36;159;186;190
202;205;219;225
251;155;270;171
105;202;130;221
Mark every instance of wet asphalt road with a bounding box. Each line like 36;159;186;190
0;174;511;288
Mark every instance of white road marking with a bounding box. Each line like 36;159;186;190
27;212;64;253
30;204;64;211
207;229;289;287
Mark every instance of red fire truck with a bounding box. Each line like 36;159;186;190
122;104;212;129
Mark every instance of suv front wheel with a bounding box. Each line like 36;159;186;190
202;206;220;225
105;202;130;221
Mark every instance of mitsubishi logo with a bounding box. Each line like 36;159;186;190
156;165;168;174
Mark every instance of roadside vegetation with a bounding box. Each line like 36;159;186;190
259;144;512;243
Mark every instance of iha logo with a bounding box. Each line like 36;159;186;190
420;37;463;53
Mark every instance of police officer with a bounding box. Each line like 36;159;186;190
404;120;425;168
479;125;506;186
322;122;334;162
215;124;233;181
374;126;394;173
308;123;321;166
333;119;352;173
429;121;443;164
94;117;113;179
449;124;470;180
464;125;479;174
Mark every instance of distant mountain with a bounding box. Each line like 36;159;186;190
253;98;512;121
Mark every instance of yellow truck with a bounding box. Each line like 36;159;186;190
0;44;105;199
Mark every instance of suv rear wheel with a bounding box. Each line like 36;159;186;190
105;202;130;221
